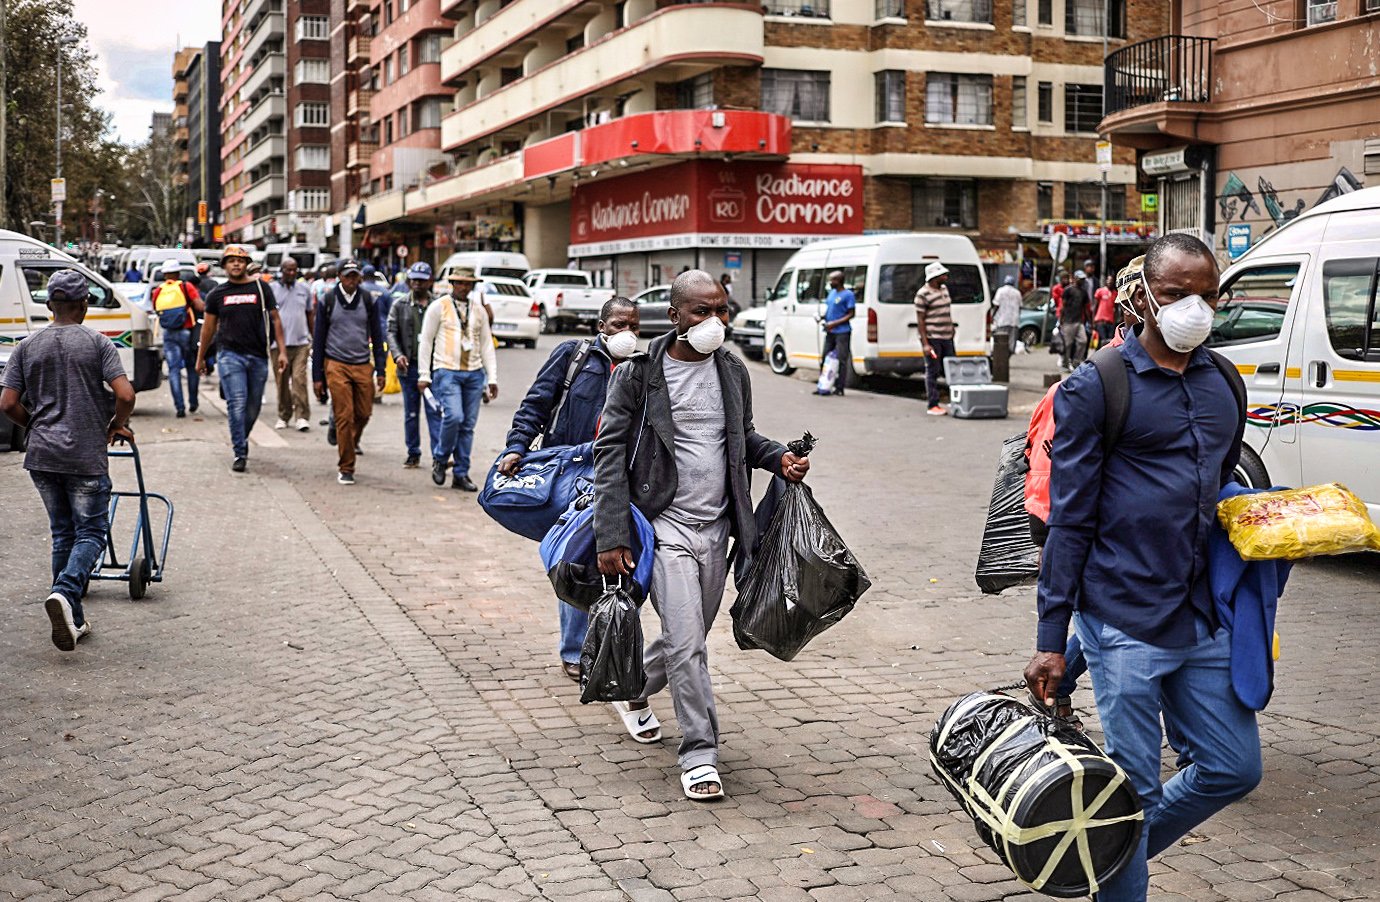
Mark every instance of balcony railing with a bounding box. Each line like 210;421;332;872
763;0;830;17
1104;34;1215;118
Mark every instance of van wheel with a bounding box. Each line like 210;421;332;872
1233;446;1270;489
1019;325;1041;347
769;340;795;375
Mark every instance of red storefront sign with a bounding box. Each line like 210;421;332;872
569;161;863;256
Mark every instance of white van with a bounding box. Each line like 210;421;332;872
763;234;990;379
0;230;162;393
436;251;531;284
1210;186;1380;516
264;242;325;273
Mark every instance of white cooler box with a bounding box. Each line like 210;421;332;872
943;357;1008;419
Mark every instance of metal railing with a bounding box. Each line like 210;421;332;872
1104;35;1215;118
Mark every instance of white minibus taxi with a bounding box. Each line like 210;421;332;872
1209;186;1380;516
763;233;990;379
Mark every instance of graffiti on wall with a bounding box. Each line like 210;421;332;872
1219;165;1365;234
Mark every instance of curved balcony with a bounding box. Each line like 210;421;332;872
242;134;285;173
242;92;285;136
243;11;284;67
243;174;285;210
241;53;285;104
441;0;591;80
442;4;764;152
1100;35;1215;144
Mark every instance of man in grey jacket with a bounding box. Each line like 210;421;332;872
595;269;810;802
386;261;440;469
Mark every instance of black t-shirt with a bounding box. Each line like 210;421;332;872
1060;283;1091;324
205;280;276;358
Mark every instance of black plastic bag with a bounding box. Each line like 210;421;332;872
975;433;1041;594
731;453;870;661
578;583;647;704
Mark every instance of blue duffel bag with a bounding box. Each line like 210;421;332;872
539;491;655;612
478;442;595;541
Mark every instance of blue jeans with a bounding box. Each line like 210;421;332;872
163;329;198;413
31;471;111;624
1075;612;1262;901
218;350;269;458
431;368;486;477
559;601;589;664
398;368;441;459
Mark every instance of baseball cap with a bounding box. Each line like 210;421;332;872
222;244;253;262
407;262;433;281
362;264;377;277
448;265;477;282
925;262;949;282
47;269;90;303
1003;275;1016;286
160;259;182;276
338;259;362;276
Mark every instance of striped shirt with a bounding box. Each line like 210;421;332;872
417;289;498;384
915;283;956;340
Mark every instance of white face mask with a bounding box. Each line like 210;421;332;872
604;329;638;359
1141;276;1214;353
679;316;725;354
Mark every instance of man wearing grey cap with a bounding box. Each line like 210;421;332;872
0;270;136;651
387;261;441;468
313;259;388;485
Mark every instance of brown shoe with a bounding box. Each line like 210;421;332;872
562;661;582;682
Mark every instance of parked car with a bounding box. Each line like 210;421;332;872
1018;287;1055;347
466;276;540;348
731;305;767;359
524;269;615;334
630;284;674;336
1208;184;1380;514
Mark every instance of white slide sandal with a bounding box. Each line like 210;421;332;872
612;701;661;743
681;765;726;801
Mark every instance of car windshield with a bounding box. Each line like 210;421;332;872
1021;290;1049;309
483;267;529;280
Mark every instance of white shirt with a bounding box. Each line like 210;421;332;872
417;288;497;384
993;284;1022;330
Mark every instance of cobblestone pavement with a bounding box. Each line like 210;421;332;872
1;344;1377;901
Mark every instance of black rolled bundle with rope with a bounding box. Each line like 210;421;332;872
930;690;1144;898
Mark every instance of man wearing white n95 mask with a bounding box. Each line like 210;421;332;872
593;270;810;803
499;296;642;682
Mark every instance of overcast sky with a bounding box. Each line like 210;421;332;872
73;0;222;145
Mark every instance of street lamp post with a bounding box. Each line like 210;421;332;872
54;33;80;249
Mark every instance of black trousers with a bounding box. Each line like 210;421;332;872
821;331;851;393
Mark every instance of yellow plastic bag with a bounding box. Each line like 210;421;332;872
383;352;401;395
1217;483;1380;561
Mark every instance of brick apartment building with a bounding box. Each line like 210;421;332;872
286;1;333;242
1100;0;1380;263
350;0;1163;294
328;0;376;258
181;43;223;246
219;0;286;242
172;48;197;223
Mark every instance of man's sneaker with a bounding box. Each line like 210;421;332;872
232;457;247;472
432;459;448;486
274;418;288;430
926;405;949;416
295;418;310;432
338;471;355;485
44;593;86;651
404;455;420;469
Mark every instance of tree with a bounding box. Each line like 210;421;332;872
115;131;184;245
2;0;124;239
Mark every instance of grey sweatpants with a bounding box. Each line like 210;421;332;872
639;514;731;771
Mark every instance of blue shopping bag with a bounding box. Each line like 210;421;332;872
539;491;655;612
478;442;595;541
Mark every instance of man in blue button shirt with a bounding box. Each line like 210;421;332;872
1025;234;1259;902
820;270;855;396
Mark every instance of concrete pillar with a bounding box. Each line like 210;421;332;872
523;202;572;269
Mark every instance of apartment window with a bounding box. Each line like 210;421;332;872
565;33;585;54
761;69;831;122
925;73;992;126
674;73;714;110
292;189;330;213
926;0;992;21
397;107;409;136
876;0;905;16
418;33;442;64
384;0;394;25
1011;76;1027;128
1037;0;1051;24
1306;0;1337;24
913;179;977;229
1037;182;1053;220
1066;0;1125;36
398;45;409;77
384;57;395;85
1366;0;1380;11
295;15;328;41
294;59;329;84
876;71;906;123
383;116;394;144
295;102;329;127
1064;83;1102;132
500;66;523;86
1037;81;1052;121
763;0;832;16
1012;0;1026;26
416;98;443;130
1064;182;1125;219
295;145;330;170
